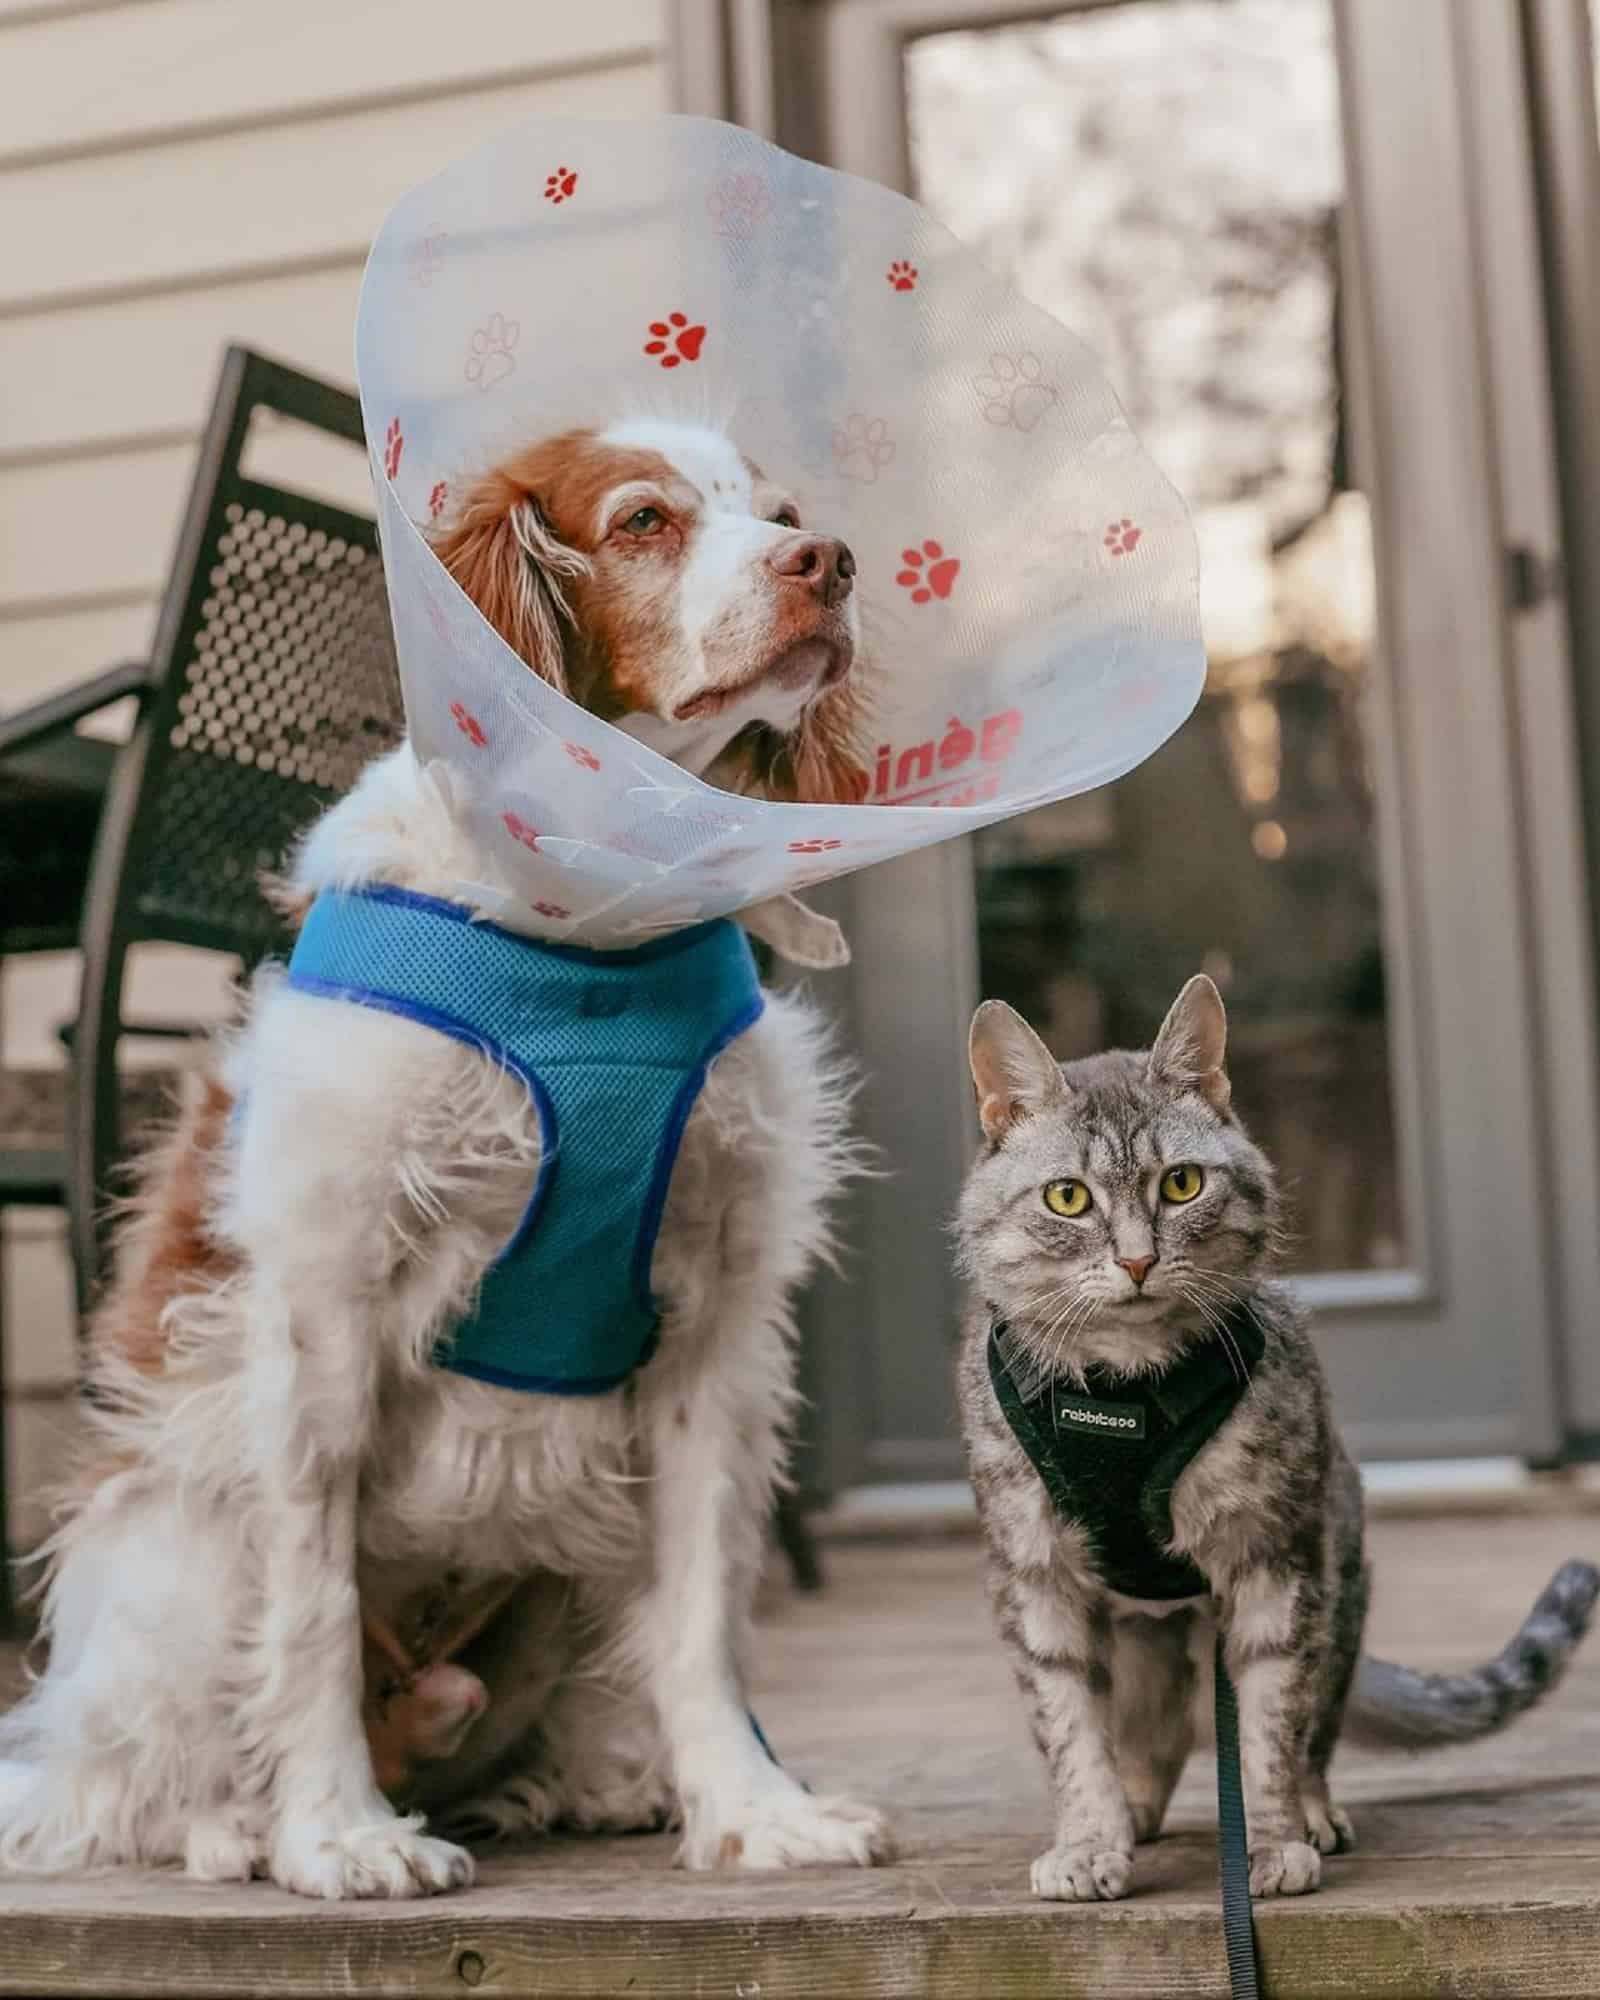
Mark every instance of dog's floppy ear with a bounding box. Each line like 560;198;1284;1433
716;681;873;807
429;474;589;693
740;894;850;969
762;677;872;805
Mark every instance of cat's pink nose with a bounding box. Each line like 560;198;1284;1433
1117;1254;1155;1287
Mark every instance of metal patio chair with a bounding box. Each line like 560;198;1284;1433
0;346;404;1624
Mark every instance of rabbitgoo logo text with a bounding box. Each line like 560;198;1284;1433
1059;1401;1144;1436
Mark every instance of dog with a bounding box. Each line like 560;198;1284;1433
0;419;892;1898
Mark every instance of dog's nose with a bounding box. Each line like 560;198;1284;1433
1116;1253;1155;1287
768;535;856;608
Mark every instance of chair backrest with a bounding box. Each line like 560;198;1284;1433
109;346;404;963
68;347;405;1298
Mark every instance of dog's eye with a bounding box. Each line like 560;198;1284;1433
771;506;801;529
622;507;665;536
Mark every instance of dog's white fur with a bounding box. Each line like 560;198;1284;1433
0;428;888;1898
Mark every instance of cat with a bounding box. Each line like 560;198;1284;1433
953;973;1598;1901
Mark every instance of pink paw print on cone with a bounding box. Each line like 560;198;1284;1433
707;171;772;236
563;741;601;772
832;413;894;485
501;812;541;852
465;314;519;392
787;838;843;854
896;540;960;604
529;898;570;920
383;419;403;481
1104;518;1143;557
450;702;486;748
428;482;448;520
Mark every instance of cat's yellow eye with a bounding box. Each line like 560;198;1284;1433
1043;1179;1091;1218
1160;1164;1205;1205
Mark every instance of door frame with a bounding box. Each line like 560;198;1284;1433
1523;0;1600;1454
671;0;1600;1482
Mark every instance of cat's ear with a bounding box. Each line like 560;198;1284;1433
968;1000;1067;1144
1149;975;1231;1112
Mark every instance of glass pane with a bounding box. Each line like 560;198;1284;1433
908;0;1404;1274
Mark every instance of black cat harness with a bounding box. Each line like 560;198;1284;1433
987;1310;1269;1999
986;1311;1267;1600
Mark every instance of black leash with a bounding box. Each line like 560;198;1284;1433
984;1317;1267;1994
1212;1637;1262;2000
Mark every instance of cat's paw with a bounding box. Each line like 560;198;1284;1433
1305;1801;1356;1855
562;1767;676;1837
437;1772;562;1844
1031;1841;1134;1902
271;1814;475;1899
1249;1837;1322;1897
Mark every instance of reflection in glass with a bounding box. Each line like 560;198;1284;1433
908;0;1402;1272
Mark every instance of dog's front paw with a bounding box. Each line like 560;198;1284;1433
184;1811;261;1883
1249;1837;1321;1897
271;1813;475;1899
681;1783;893;1871
1030;1841;1133;1902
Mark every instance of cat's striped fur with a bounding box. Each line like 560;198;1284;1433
954;976;1597;1901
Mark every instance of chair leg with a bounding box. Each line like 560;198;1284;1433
773;1488;825;1593
0;1207;15;1638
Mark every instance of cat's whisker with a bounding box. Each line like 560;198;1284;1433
1176;1281;1247;1384
1182;1265;1264;1351
1179;1274;1251;1373
1048;1296;1100;1385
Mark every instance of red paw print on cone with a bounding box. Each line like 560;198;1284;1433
896;540;960;604
530;898;570;920
501;812;541;851
644;312;707;368
1104;518;1142;557
787;838;843;854
383;418;403;481
563;741;601;772
544;165;578;205
450;702;486;748
428;482;447;520
886;260;918;292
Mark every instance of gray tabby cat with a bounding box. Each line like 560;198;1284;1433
955;974;1597;1901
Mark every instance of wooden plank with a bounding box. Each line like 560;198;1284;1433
0;1853;1595;1998
0;419;374;612
0;0;663;168
0;1524;1597;1996
0;267;364;464
0;61;665;314
0;600;155;709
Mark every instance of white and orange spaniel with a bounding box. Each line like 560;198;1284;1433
0;420;891;1898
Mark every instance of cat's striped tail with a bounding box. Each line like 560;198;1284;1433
1343;1558;1597;1749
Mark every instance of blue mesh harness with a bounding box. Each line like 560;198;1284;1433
286;887;765;1395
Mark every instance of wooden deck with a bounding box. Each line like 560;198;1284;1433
1;1504;1597;1998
